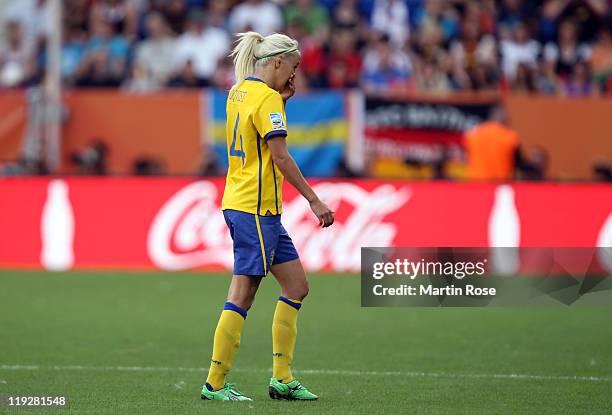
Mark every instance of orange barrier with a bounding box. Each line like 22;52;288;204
505;95;612;179
0;90;27;163
62;90;204;175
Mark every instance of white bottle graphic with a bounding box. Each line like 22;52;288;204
488;185;520;275
597;213;612;272
40;179;75;271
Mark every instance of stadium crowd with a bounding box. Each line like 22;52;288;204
1;0;612;96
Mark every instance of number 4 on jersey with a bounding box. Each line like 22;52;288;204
230;113;245;166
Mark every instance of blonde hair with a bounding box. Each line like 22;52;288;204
231;31;300;84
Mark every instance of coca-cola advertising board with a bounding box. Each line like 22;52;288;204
0;178;610;272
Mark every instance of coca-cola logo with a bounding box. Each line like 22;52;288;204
147;181;231;271
147;180;411;272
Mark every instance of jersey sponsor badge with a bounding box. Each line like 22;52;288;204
269;113;285;130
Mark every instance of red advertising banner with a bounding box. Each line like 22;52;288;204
0;178;610;272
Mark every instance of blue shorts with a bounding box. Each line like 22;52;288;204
223;209;299;277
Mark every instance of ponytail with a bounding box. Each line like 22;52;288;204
231;31;300;85
231;32;265;85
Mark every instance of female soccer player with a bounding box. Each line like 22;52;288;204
200;31;335;402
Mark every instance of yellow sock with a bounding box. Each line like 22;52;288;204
205;302;247;391
272;296;302;383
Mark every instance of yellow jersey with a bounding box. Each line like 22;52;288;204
221;77;287;215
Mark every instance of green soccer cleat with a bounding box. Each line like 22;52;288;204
200;382;252;401
268;377;318;400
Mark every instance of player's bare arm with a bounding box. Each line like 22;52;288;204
267;137;334;228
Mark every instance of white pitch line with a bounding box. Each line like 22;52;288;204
0;364;610;383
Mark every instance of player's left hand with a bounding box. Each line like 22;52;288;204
309;198;335;228
280;74;296;103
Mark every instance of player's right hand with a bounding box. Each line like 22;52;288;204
280;74;296;103
309;198;334;228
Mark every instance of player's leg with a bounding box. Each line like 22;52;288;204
271;258;309;301
204;274;262;396
268;227;318;400
227;274;262;310
270;258;308;382
202;210;272;401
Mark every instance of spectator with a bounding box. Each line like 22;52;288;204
500;21;540;81
158;0;189;35
544;19;591;78
64;0;90;35
464;105;546;180
563;61;594;97
228;0;283;36
211;56;236;90
540;0;607;43
520;145;549;180
3;0;50;48
198;149;222;176
133;157;164;175
167;59;209;88
325;29;362;88
412;23;456;90
362;34;412;94
71;141;109;175
539;0;566;43
61;26;87;84
75;13;129;87
122;63;159;92
413;20;447;66
285;0;329;37
287;20;326;87
370;0;410;47
590;26;612;93
207;0;232;31
497;0;535;30
469;0;496;35
449;16;498;90
92;0;125;32
511;63;536;92
172;10;229;86
534;58;560;94
133;12;176;87
412;0;459;42
0;20;35;87
331;0;363;31
592;160;612;181
414;58;451;93
1;157;48;176
463;106;519;180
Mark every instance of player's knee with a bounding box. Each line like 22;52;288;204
280;277;309;301
296;280;309;300
228;292;256;311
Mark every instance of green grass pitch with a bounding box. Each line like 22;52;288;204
0;271;611;414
